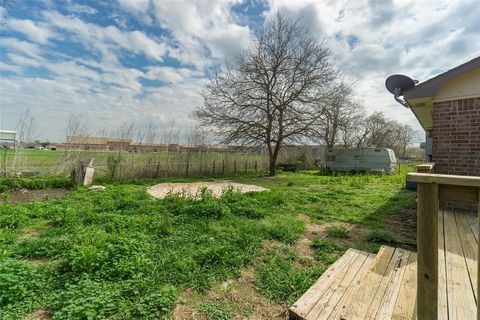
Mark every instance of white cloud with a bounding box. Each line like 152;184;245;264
117;0;150;13
67;4;98;15
264;0;480;135
43;11;168;62
2;0;479;142
144;66;202;83
152;0;252;67
7;18;55;44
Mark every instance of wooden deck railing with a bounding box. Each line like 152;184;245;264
407;173;480;320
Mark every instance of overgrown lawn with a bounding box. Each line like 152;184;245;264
0;168;416;319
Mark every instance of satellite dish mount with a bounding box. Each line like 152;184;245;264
385;74;418;108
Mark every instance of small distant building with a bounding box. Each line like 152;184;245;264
60;135;254;154
0;130;17;148
403;56;480;176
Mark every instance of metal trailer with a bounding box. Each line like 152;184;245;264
0;130;17;148
325;147;397;174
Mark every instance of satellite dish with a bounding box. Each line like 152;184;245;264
385;74;416;95
385;74;417;108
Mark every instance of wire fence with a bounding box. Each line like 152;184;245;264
0;150;270;181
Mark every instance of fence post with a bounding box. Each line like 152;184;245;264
222;160;225;176
234;160;237;176
186;161;189;177
244;160;248;174
212;160;216;176
255;161;258;174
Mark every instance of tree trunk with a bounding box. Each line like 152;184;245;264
268;142;282;176
269;156;277;176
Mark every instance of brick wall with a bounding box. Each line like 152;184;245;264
431;97;480;213
431;97;480;175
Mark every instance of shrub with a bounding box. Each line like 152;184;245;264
325;226;349;238
0;177;73;193
163;189;230;219
367;229;396;244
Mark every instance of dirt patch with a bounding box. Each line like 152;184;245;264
147;182;269;199
24;309;51;320
385;206;417;250
294;214;374;258
172;268;286;320
2;188;69;204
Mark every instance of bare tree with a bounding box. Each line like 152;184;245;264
15;109;38;147
352;111;418;158
57;114;90;175
315;84;364;149
194;13;339;175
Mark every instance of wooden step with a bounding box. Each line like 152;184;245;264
289;248;372;319
289;246;416;320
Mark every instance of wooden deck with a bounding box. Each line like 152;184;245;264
289;210;478;320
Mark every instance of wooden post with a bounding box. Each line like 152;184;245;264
417;182;439;320
234;160;237;176
186;161;189;177
212;160;216;176
222;160;225;176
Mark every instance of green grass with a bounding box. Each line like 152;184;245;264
255;247;323;305
366;229;397;244
325;226;350;238
0;168;416;319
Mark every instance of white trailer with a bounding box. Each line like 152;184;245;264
325;148;397;174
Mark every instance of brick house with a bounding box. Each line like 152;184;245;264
403;56;480;176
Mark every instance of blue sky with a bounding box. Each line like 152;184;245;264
0;0;479;142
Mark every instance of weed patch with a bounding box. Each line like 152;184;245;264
198;301;233;320
367;229;397;244
311;238;345;264
325;226;349;238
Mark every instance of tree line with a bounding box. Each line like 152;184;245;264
194;13;419;176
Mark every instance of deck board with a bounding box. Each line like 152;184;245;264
454;212;478;301
444;211;477;319
305;251;373;319
438;209;449;320
330;246;395;319
391;252;417;320
372;249;411;319
289;210;478;320
289;249;360;318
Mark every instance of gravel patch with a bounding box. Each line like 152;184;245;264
147;182;269;199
